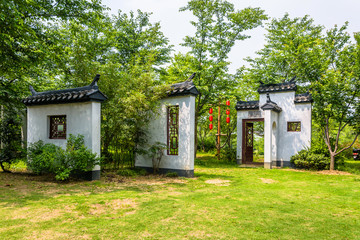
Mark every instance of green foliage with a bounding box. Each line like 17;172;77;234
291;147;344;171
27;140;65;175
27;134;100;181
291;149;330;170
0;0;105;108
112;10;172;70
0;108;24;172
222;146;236;162
244;14;324;86
24;9;173;169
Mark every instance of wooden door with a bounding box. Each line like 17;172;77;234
244;122;254;163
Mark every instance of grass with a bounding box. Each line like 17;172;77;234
339;160;360;175
0;155;360;239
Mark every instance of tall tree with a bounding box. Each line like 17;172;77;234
311;27;360;170
244;13;324;86
0;0;105;107
166;0;267;156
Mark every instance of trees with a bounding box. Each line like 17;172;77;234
244;14;324;86
0;108;23;172
244;14;360;170
0;0;105;170
97;11;172;167
166;0;267;155
1;2;173;169
311;28;360;170
0;0;105;107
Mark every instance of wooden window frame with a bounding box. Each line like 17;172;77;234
287;121;301;132
167;105;179;155
49;115;67;139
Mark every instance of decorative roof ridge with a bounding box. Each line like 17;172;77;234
294;91;313;104
29;74;101;96
260;93;282;112
258;78;297;94
23;74;107;106
167;73;199;97
235;100;259;111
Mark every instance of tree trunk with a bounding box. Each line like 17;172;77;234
0;162;11;173
330;153;335;171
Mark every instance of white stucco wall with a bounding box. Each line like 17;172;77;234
135;95;195;172
27;102;101;170
236;91;312;166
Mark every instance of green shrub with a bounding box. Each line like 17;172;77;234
27;140;65;175
222;146;236;162
290;149;330;170
27;134;100;181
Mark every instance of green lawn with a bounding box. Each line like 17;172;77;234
0;156;360;239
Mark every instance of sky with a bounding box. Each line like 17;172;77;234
102;0;360;73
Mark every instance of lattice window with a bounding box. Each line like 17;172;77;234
287;121;301;132
246;123;253;147
49;115;66;139
167;105;179;155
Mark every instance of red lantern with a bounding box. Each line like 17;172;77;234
209;115;213;122
209;123;213;130
226;117;230;124
226;100;230;106
209;108;213;114
226;109;230;115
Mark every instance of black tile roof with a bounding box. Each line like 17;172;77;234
23;74;108;106
260;93;282;113
294;92;313;104
235;101;259;111
258;81;297;94
168;77;199;97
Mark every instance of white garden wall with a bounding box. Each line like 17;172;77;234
27;102;101;173
135;95;196;177
236;89;312;168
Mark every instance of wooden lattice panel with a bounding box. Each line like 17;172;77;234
49;115;66;139
167;106;179;155
287;121;301;132
246;122;253;147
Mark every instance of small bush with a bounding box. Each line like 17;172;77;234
290;149;330;170
222;146;236;162
27;140;65;175
27;135;100;181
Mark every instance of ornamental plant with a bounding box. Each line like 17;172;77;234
27;134;100;181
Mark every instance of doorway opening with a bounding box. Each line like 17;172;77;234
242;118;264;165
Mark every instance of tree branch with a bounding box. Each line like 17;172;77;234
334;133;359;156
